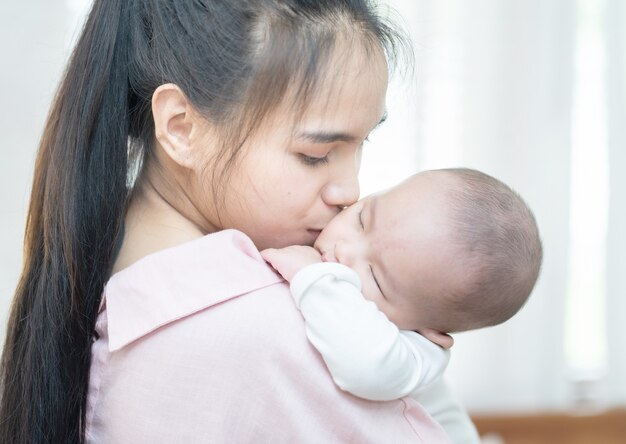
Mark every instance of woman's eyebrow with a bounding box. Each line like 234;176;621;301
296;112;388;144
296;131;359;144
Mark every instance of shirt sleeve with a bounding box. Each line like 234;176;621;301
414;378;481;444
290;262;450;401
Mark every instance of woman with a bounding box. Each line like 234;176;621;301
0;1;479;442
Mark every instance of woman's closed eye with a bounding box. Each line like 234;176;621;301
298;153;329;167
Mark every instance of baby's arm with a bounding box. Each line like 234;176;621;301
262;246;450;401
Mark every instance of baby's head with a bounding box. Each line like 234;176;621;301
314;168;542;340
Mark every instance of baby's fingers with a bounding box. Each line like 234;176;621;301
260;248;275;262
260;248;282;267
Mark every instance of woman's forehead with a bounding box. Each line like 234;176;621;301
278;42;388;131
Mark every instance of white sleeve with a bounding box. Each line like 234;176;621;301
290;262;450;401
413;378;481;444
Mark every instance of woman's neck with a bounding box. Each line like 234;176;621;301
110;180;207;275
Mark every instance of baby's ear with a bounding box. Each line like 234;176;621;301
419;328;454;349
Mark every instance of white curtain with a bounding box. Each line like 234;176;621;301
415;0;574;413
605;0;626;408
365;0;625;412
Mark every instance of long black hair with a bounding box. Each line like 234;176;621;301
0;1;403;442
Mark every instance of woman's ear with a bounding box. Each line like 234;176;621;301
152;83;202;169
418;328;454;349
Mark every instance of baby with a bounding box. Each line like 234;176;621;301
262;168;542;401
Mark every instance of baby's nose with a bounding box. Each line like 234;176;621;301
334;241;354;267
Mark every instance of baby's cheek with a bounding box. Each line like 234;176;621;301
364;292;406;326
361;286;387;312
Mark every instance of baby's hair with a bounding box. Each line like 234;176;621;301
437;168;542;332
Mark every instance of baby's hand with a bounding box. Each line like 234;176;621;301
261;246;322;282
415;329;455;349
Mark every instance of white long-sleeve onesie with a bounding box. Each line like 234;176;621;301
290;262;450;402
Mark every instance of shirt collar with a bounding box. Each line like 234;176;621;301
102;229;284;351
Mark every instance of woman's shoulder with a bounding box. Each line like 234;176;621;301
109;228;274;284
88;230;451;443
89;261;450;443
102;229;285;351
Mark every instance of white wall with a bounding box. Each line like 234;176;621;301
0;1;83;328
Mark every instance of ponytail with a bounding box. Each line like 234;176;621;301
0;1;131;442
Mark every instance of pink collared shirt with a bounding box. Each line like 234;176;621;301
86;229;450;443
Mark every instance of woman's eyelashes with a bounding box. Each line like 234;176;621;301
358;208;364;229
298;153;329;167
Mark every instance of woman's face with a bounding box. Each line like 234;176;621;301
208;47;389;250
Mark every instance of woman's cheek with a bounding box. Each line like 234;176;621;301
283;171;322;202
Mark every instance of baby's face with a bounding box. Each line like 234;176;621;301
314;172;465;331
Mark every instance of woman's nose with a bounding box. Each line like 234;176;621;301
322;167;360;209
